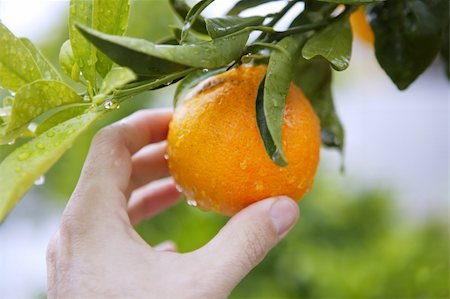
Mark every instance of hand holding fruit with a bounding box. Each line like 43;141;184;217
46;109;299;298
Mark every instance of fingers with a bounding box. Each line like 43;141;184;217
128;177;182;226
70;109;172;213
126;141;170;195
198;197;299;289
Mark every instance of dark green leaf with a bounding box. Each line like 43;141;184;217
227;0;284;16
0;23;43;91
76;24;249;70
170;26;207;44
206;16;265;38
302;16;352;71
20;38;61;81
293;57;344;150
262;35;304;166
181;0;215;43
169;0;208;34
0;110;102;222
370;0;443;89
173;67;227;107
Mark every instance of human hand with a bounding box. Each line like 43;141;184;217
46;109;299;298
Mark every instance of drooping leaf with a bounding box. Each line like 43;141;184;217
93;0;130;77
0;23;43;91
99;67;136;96
293;57;344;150
76;24;250;71
173;67;227;107
256;76;278;164
69;0;97;87
370;0;444;89
20;38;61;81
59;40;81;82
0;80;84;144
0;110;102;222
227;0;284;16
180;0;215;43
261;35;304;166
302;16;352;71
169;0;208;35
206;16;265;38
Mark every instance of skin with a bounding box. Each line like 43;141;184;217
46;109;299;298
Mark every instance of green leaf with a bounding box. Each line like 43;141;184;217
93;0;130;77
227;0;284;16
76;24;249;71
206;16;265;38
169;0;208;35
20;38;61;81
173;67;227;107
370;0;444;89
0;110;102;222
69;0;97;87
98;67;136;96
59;40;81;82
170;26;208;44
261;35;304;166
0;80;84;144
35;105;89;136
293;57;344;150
0;23;43;91
302;16;352;71
181;0;215;43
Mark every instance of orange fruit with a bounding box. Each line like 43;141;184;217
167;65;321;216
350;7;374;45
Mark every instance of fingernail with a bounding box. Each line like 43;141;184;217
270;197;299;237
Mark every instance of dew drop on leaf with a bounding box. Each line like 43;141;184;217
34;176;45;186
186;197;197;207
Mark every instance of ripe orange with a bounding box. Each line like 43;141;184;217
167;65;321;216
350;7;374;45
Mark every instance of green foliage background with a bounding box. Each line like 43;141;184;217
1;1;448;297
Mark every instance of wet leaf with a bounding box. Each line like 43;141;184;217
69;0;97;87
370;0;445;89
35;105;89;136
181;0;215;43
302;16;352;71
20;38;61;81
0;80;84;144
173;67;227;107
169;0;208;34
0;110;102;222
59;40;81;82
76;24;249;71
93;0;130;77
0;23;43;91
261;35;304;166
293;57;344;150
170;26;207;44
206;16;265;38
99;67;136;96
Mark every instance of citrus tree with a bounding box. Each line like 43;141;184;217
0;0;448;221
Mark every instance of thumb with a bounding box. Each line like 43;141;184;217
199;196;299;289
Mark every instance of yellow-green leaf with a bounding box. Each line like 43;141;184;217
0;23;43;91
0;110;102;222
99;67;136;96
20;38;62;81
1;80;84;144
93;0;130;77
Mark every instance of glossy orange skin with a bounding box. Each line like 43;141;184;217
167;65;321;216
350;7;374;45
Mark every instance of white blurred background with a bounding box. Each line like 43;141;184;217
0;0;448;298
